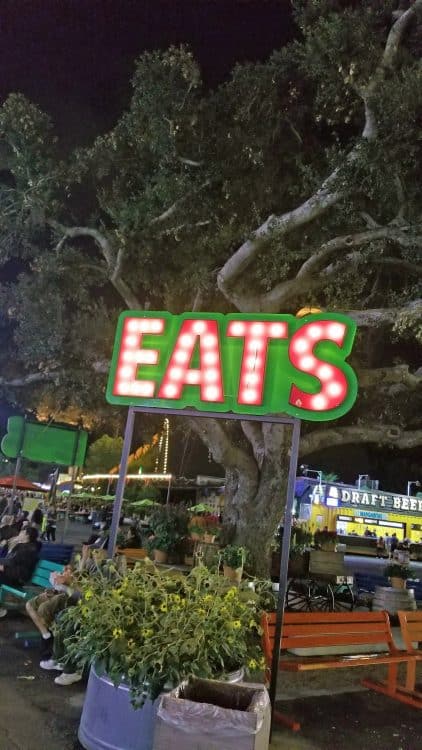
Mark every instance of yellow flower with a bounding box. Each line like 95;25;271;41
170;594;181;604
84;589;93;601
203;594;213;604
112;627;123;638
127;616;134;625
230;620;242;630
141;628;154;639
159;603;168;613
248;659;257;670
225;588;237;600
127;639;135;649
112;589;122;599
197;608;206;616
81;606;89;617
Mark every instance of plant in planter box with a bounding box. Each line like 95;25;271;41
60;564;265;703
220;545;247;584
314;529;338;550
385;562;414;588
203;513;221;543
147;504;189;563
188;503;215;540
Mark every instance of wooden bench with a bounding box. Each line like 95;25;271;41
0;559;65;642
262;610;416;731
381;610;422;708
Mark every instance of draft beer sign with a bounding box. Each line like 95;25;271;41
106;311;358;422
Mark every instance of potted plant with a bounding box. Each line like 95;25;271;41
314;528;339;551
220;545;247;584
203;513;221;544
188;503;215;540
147;504;189;564
61;565;264;750
385;562;414;589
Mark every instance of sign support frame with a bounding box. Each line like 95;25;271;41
107;405;300;735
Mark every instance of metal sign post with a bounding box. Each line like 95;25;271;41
107;407;135;558
268;417;301;734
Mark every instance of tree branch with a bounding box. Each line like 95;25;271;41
358;365;422;389
149;180;210;226
360;0;422;139
300;424;422;457
217;5;422;310
50;221;143;309
0;371;61;387
241;421;265;469
347;299;422;327
217;170;342;306
296;226;422;279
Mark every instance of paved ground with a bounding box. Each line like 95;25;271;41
1;607;422;750
1;527;421;749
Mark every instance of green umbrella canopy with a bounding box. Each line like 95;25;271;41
188;503;214;514
129;498;159;508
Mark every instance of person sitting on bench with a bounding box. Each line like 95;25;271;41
0;527;40;586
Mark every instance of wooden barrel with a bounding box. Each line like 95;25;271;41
372;586;416;614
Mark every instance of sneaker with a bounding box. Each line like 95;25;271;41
40;659;64;671
0;608;7;618
54;672;82;686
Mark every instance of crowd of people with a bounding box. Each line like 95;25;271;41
0;491;117;688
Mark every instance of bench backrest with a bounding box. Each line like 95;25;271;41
262;610;397;666
40;543;74;565
30;559;64;589
398;610;422;654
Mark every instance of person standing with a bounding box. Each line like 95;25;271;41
45;507;57;542
376;535;385;558
31;503;44;532
390;533;399;558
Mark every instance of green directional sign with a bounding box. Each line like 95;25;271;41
1;416;88;466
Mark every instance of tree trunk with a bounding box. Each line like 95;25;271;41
222;428;290;578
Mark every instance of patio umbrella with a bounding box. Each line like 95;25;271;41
0;475;46;492
129;499;158;508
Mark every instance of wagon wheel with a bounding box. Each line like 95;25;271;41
285;578;313;611
332;583;355;612
308;580;335;611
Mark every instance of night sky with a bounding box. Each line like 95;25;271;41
0;0;293;144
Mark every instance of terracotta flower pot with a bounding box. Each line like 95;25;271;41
223;565;243;584
390;576;406;589
154;549;168;564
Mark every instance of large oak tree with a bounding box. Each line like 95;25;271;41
0;1;421;573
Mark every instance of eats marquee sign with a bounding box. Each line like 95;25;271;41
106;311;358;422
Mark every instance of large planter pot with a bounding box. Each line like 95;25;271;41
390;576;406;589
223;565;243;584
78;664;159;750
153;549;168;564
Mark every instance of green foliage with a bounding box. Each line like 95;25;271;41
314;529;339;547
84;435;123;474
220;545;247;569
60;564;265;701
385;562;415;580
147;503;189;552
